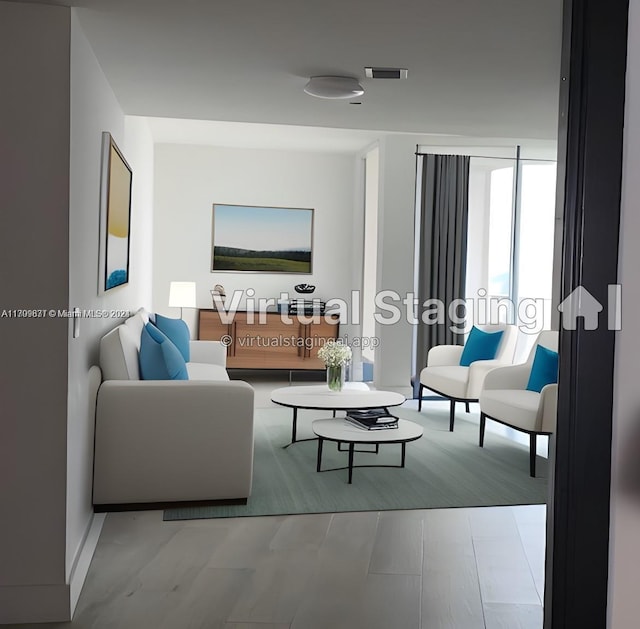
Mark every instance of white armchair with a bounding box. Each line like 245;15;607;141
479;330;559;477
418;324;518;431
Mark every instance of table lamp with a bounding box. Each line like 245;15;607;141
168;281;196;319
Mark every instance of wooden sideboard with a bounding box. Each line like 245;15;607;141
198;309;340;369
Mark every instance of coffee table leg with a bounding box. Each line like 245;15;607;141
292;408;298;443
316;438;324;472
348;443;355;484
401;442;406;467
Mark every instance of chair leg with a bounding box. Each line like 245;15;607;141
479;412;486;447
449;400;455;432
530;434;537;477
465;402;470;413
418;384;424;411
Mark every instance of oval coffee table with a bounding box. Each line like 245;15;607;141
313;418;424;483
271;384;405;447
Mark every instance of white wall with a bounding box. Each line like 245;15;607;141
152;144;357;339
67;10;123;587
67;11;155;614
361;146;380;363
0;2;71;622
608;1;640;626
374;135;419;392
125;116;155;310
0;6;154;622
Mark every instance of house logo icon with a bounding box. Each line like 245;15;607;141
557;286;603;330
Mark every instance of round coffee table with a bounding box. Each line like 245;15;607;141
312;418;424;483
271;384;406;447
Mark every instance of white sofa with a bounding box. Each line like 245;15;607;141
93;309;254;509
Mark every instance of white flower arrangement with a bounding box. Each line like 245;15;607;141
317;340;352;367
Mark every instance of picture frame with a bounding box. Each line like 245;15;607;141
98;132;132;293
211;204;314;273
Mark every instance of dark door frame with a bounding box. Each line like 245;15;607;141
547;1;628;627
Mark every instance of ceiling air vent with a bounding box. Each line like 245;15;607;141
364;67;408;79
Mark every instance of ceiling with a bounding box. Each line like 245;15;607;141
31;0;563;141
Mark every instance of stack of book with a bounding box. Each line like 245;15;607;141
345;408;399;430
288;299;326;316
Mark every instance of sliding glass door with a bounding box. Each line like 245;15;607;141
517;162;557;335
466;155;556;357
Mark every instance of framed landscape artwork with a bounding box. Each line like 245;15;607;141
99;132;132;293
211;204;314;273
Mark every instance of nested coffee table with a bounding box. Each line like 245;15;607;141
313;418;424;483
270;384;405;447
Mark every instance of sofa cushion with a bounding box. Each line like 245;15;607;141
154;314;190;362
479;389;542;432
186;362;230;381
139;323;189;380
123;311;147;352
459;326;504;366
420;365;469;399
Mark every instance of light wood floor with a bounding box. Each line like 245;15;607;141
11;505;545;629
12;374;546;628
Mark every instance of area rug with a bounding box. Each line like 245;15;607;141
164;402;548;521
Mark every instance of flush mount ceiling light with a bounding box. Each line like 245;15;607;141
304;76;364;99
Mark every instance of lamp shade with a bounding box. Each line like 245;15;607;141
304;76;364;99
168;281;196;308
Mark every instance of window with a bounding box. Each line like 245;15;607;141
466;156;556;336
517;163;557;308
487;167;514;297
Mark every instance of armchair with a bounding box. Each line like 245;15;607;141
478;330;559;477
418;324;517;431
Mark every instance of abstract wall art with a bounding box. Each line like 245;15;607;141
99;132;132;292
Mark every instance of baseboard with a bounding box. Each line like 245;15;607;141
69;513;106;616
94;497;248;513
0;583;70;624
0;515;106;623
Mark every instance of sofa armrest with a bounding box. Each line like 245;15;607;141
482;364;531;391
189;340;227;368
93;380;254;505
427;344;464;367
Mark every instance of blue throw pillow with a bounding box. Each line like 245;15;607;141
139;323;189;380
526;344;559;392
154;313;190;362
459;326;504;367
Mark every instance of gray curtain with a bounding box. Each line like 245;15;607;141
413;154;470;397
